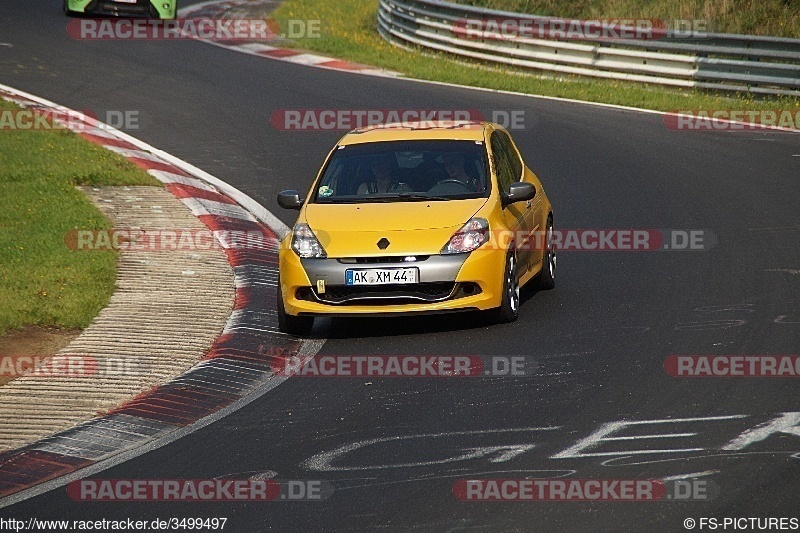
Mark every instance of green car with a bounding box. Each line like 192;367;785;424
64;0;178;19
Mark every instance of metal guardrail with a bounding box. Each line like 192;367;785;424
377;0;800;97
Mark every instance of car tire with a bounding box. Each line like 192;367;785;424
494;249;520;323
277;284;314;336
536;216;556;290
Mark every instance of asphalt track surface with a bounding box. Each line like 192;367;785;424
2;1;800;530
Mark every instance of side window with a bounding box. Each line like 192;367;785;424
497;130;523;181
490;131;515;193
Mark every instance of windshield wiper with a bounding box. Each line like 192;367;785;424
393;193;451;201
321;193;452;203
349;195;397;203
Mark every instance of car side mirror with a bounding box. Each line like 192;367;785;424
502;182;536;207
277;190;303;210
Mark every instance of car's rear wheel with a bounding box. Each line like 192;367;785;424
277;284;314;336
536;216;556;290
494;249;520;323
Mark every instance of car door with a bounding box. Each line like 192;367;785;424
498;130;544;270
489;130;531;268
490;130;536;269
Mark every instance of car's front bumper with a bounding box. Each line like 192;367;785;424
279;247;506;316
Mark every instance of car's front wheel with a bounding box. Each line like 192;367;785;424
493;249;520;323
277;284;314;336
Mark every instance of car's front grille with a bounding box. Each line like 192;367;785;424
89;0;156;17
296;282;481;306
337;256;430;264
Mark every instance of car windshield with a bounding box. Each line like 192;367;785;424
312;140;490;203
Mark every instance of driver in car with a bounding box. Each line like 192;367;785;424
442;153;479;191
357;155;411;194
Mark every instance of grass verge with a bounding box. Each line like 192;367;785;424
0;98;160;336
271;0;800;112
455;0;800;39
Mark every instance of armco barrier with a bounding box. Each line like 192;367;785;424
377;0;800;97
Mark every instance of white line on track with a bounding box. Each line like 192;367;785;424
661;470;719;481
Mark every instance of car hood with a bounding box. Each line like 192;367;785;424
303;199;487;256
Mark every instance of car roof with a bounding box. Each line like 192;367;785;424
338;121;490;145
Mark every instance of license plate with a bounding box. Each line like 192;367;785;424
113;0;137;3
345;268;418;285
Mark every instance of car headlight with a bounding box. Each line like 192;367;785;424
441;218;489;254
291;223;327;258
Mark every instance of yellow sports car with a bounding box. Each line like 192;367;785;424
276;121;555;335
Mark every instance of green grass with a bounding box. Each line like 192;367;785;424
455;0;800;39
0;99;160;335
271;0;800;112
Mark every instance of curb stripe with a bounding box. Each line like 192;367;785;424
130;158;191;174
165;183;238;205
260;49;302;58
79;134;139;150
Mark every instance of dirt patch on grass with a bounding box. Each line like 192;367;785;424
0;326;81;386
